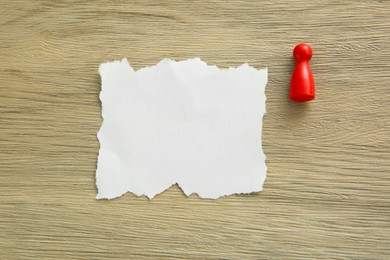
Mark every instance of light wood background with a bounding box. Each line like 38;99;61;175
1;1;389;259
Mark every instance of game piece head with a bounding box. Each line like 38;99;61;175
293;43;313;62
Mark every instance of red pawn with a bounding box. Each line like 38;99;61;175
290;43;315;102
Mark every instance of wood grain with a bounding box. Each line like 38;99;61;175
0;1;389;259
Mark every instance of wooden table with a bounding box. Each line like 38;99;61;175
1;1;389;259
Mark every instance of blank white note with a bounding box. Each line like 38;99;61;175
96;58;267;199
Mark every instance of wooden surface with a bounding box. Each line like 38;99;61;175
1;1;389;259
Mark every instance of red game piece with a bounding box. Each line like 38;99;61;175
290;43;315;102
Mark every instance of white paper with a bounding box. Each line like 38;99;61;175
96;58;267;199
